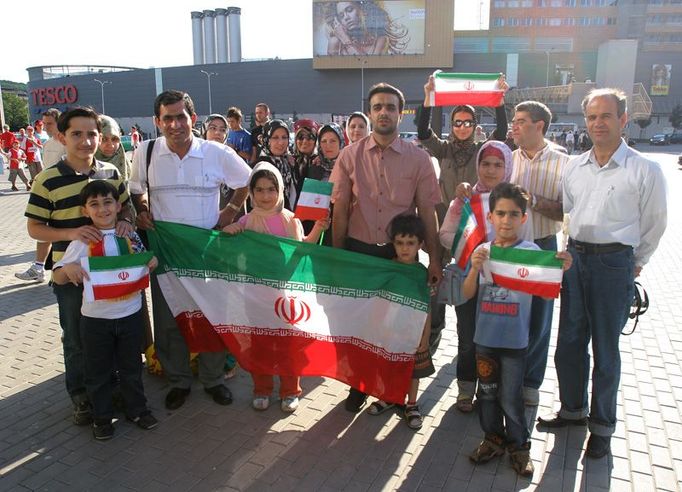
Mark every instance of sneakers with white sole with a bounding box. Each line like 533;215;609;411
281;396;299;413
252;396;270;411
15;265;45;282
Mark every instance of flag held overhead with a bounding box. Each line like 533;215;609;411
430;71;505;107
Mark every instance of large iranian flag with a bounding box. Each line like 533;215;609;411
430;71;504;107
148;221;429;404
487;245;564;298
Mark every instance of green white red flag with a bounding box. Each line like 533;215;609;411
148;221;429;404
294;178;333;221
81;252;153;302
451;194;487;269
487;245;564;298
430;71;504;107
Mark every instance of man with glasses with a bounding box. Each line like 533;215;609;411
509;101;569;407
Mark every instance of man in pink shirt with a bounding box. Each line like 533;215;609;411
330;82;442;412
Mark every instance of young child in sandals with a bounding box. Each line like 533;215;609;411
222;161;329;413
367;213;434;430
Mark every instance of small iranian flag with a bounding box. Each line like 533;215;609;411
295;178;333;221
81;252;153;302
451;194;487;269
430;71;504;107
487;246;564;298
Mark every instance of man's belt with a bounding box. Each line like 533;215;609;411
568;239;631;255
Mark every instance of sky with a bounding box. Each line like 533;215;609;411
3;0;488;84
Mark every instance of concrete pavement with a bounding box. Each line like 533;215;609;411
0;149;681;491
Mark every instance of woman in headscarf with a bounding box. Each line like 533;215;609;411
438;140;532;414
260;119;297;211
308;123;345;182
202;114;228;144
345;111;370;144
292;119;320;192
96;115;130;182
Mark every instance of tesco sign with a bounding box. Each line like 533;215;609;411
31;85;79;106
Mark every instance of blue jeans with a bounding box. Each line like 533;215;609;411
555;246;634;436
80;310;148;421
52;282;86;401
476;344;529;448
524;234;557;390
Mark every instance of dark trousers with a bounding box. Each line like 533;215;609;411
455;296;478;391
80;310;148;421
52;282;87;402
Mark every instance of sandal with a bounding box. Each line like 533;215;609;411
404;404;423;430
456;397;474;413
469;437;505;464
368;400;395;416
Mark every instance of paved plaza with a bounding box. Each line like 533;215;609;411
0;148;681;491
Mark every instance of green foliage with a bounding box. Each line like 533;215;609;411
669;104;682;130
2;93;28;130
0;80;27;92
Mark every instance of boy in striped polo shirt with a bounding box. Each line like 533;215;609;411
24;107;134;426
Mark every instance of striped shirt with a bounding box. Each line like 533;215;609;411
510;145;568;239
25;159;129;265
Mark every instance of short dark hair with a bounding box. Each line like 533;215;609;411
57;107;102;134
489;182;529;214
226;106;243;121
388;213;426;243
42;108;61;120
581;88;627;117
367;83;405;112
79;180;119;206
154;90;195;118
514;101;552;135
249;168;279;193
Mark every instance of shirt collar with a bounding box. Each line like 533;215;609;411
57;158;99;176
367;133;403;154
519;142;549;161
582;138;628;168
159;136;205;159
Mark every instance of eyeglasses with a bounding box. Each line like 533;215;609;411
296;135;316;141
452;119;475;128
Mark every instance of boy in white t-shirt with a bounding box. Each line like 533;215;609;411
53;180;158;441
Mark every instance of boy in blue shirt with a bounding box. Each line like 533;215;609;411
462;182;571;476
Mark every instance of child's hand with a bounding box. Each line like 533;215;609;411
222;222;244;235
314;216;330;231
556;251;573;271
470;247;489;272
148;256;158;272
455;182;473;200
62;263;88;286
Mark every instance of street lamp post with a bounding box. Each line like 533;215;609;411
357;57;368;111
93;79;111;114
200;70;217;114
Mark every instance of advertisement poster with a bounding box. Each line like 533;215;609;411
313;1;426;56
651;64;671;96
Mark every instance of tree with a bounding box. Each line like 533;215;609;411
2;93;28;130
669;104;682;130
635;118;652;139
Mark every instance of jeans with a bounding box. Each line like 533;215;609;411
52;282;86;401
150;274;226;390
555;246;634;436
524;234;557;390
475;344;529;448
80;310;148;421
454;296;477;397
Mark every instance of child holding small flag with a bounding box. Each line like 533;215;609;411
461;182;571;476
53;181;158;441
367;213;434;430
222;161;329;413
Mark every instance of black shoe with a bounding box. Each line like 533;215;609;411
537;412;588;428
165;387;191;410
73;401;93;426
92;420;114;440
344;388;368;413
127;411;158;430
204;385;233;405
585;434;611;459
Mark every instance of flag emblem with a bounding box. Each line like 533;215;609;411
517;267;529;279
274;296;311;326
118;271;130;281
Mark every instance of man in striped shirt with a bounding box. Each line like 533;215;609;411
24;107;134;426
510;101;569;406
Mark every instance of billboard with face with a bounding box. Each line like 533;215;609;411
651;64;671;96
313;1;426;57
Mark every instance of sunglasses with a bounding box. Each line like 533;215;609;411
296;134;316;141
452;119;475;128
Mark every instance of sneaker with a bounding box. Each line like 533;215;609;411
15;265;45;282
127;411;158;430
73;401;93;426
281;396;299;413
92;421;114;440
509;448;535;477
252;396;270;411
469;437;505;464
